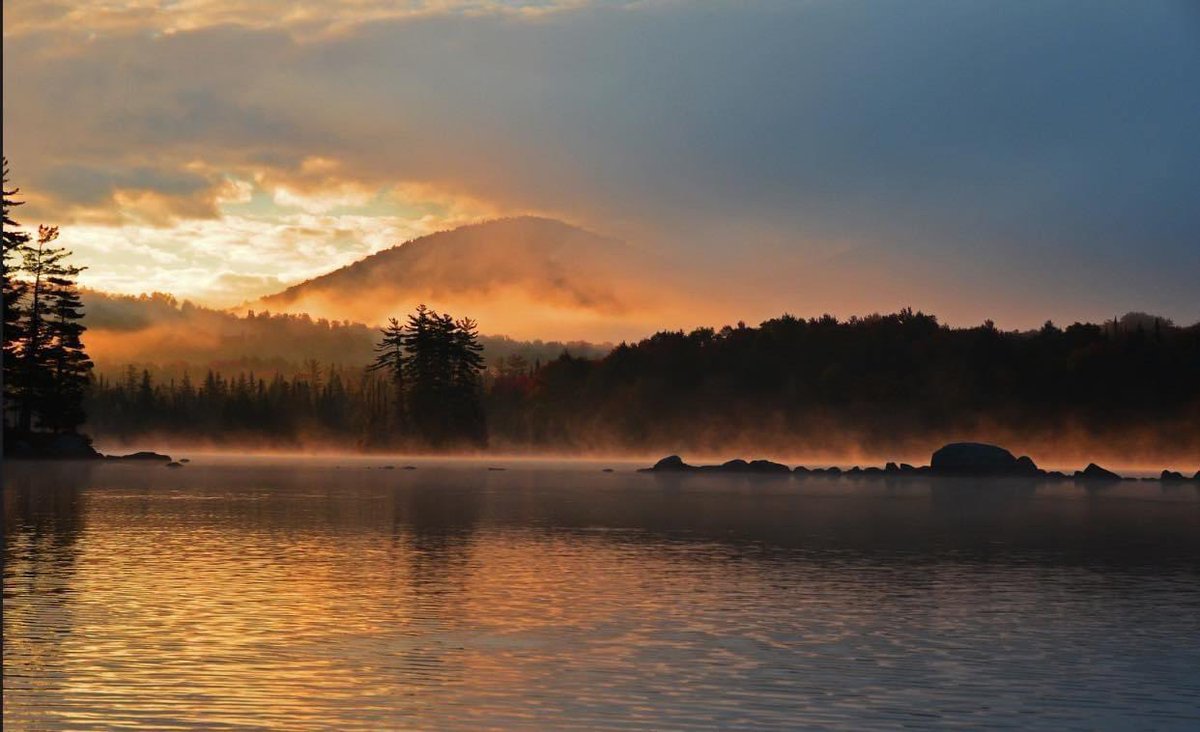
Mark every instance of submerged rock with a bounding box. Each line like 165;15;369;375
1075;463;1122;481
642;456;791;474
109;451;172;463
165;461;184;469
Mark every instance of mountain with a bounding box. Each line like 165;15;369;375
80;289;611;379
256;216;665;341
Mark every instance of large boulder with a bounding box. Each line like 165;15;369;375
746;459;791;474
1075;463;1121;481
639;455;695;472
930;442;1030;476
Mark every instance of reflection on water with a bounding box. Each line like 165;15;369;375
4;461;1200;730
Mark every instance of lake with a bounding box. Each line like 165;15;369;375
4;457;1200;730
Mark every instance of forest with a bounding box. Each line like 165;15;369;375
84;308;1200;460
5;159;1200;460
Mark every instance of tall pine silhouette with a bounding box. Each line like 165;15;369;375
3;188;93;436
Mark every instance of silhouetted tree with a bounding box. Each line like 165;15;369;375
370;317;408;435
2;159;32;425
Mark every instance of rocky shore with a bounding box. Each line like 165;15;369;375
640;442;1200;483
4;431;176;464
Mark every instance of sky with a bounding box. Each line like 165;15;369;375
4;0;1199;334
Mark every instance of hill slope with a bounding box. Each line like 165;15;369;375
258;217;659;340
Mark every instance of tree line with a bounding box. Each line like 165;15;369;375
85;307;1200;459
86;306;490;450
2;159;93;438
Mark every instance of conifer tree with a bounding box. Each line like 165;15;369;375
370;316;408;434
12;225;93;433
41;268;93;432
2;159;33;425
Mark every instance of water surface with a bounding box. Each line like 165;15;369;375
5;459;1200;729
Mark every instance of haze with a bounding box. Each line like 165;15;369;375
4;0;1199;339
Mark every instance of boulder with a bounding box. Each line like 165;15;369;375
3;431;103;460
1160;470;1186;482
747;459;791;474
1074;463;1121;481
931;442;1034;475
885;462;899;473
640;455;695;472
111;451;172;462
792;465;811;474
701;459;748;472
1014;455;1040;476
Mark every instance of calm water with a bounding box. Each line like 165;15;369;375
4;458;1200;730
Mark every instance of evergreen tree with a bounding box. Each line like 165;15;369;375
40;261;93;432
2;159;32;426
370;317;408;434
448;316;486;444
12;225;93;433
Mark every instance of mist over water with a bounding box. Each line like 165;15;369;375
5;460;1200;729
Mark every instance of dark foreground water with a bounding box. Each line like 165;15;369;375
4;458;1200;730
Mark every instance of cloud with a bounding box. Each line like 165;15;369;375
3;0;1199;330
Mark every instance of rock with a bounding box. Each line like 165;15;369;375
863;466;884;475
403;465;417;470
826;467;843;476
847;466;862;474
930;442;1026;475
1160;470;1186;482
179;458;190;463
885;462;899;472
3;431;103;460
487;467;506;471
1014;455;1039;475
1074;463;1121;481
700;459;748;472
602;468;614;473
747;459;791;474
1046;470;1067;479
1194;470;1200;481
643;456;789;474
110;451;172;462
900;463;915;472
165;461;184;468
792;465;810;474
640;455;695;472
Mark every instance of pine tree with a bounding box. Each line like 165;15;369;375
12;225;93;433
449;316;486;445
370;316;408;434
40;266;93;432
2;159;33;427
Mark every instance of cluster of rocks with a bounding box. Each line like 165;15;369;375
641;442;1200;483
